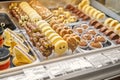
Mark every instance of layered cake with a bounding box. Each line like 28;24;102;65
12;45;35;66
3;28;28;56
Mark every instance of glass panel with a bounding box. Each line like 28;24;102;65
96;0;120;15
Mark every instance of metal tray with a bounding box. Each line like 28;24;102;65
0;6;40;74
7;1;82;61
68;20;117;53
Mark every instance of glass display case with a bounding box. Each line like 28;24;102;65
0;0;120;80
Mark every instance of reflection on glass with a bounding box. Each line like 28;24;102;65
105;0;120;14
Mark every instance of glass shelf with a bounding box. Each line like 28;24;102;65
96;0;120;15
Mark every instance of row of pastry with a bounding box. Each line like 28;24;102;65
104;18;120;36
77;0;120;42
49;20;80;52
78;0;105;20
51;7;78;24
78;0;120;36
9;2;69;57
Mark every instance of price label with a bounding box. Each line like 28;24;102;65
45;63;64;77
103;50;120;63
77;57;93;69
23;66;49;80
85;54;104;68
7;74;28;80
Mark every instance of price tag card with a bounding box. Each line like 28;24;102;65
76;58;93;69
45;62;64;77
0;78;8;80
88;53;112;67
59;60;74;73
23;65;49;80
66;59;81;71
85;54;104;68
103;50;120;63
7;74;28;80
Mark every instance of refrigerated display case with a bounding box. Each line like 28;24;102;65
0;0;120;80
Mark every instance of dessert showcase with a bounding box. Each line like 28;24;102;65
0;0;120;80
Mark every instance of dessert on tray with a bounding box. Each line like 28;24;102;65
3;28;36;66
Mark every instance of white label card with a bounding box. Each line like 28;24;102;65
23;66;49;80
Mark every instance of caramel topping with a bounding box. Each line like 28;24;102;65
90;41;102;48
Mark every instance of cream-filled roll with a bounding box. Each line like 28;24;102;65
82;5;105;20
78;0;105;20
114;24;120;36
78;0;90;9
109;20;119;29
104;18;119;29
36;20;68;55
19;2;42;22
104;18;113;26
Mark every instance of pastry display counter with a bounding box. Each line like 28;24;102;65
0;0;120;80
